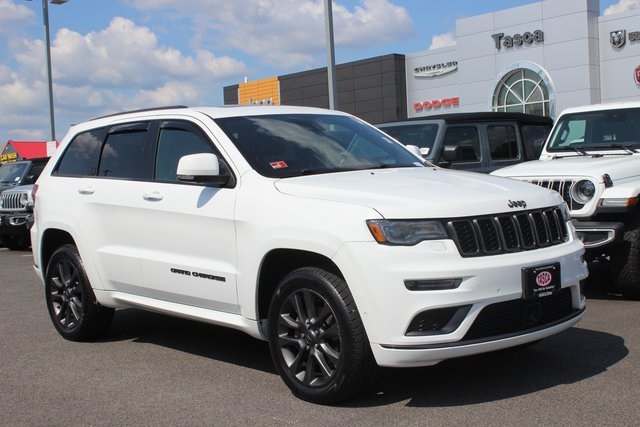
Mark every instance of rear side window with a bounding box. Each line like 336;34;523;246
56;128;106;176
521;124;552;159
488;125;518;160
442;126;480;162
99;125;152;179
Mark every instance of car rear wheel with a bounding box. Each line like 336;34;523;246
45;244;114;341
268;267;374;404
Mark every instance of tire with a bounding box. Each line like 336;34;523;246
267;267;374;404
3;237;30;251
612;218;640;299
44;244;114;341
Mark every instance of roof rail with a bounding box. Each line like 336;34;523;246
89;105;189;121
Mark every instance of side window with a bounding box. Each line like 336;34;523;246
99;124;152;179
488;125;518;160
521;124;551;160
155;125;215;182
442;126;480;162
23;164;46;184
55;128;106;176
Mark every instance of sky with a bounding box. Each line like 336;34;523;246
1;0;638;143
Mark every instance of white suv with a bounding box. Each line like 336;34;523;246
493;102;640;299
31;105;587;404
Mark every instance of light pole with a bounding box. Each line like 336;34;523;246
28;0;69;141
324;0;337;110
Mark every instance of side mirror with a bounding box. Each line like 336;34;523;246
177;153;232;186
441;144;459;163
404;144;423;159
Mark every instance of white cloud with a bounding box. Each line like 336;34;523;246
0;0;34;33
604;0;640;15
127;0;414;69
429;32;456;50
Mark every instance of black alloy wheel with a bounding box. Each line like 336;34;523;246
268;267;373;404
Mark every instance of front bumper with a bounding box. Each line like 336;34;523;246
0;212;33;239
333;236;588;367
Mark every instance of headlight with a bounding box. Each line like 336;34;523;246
19;193;29;207
367;219;448;245
571;179;596;204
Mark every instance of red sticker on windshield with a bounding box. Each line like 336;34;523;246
270;161;288;169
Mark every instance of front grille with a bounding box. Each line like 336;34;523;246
448;207;569;257
0;192;28;212
462;288;575;341
529;179;584;210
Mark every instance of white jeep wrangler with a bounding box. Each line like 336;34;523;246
493;102;640;299
31;105;587;404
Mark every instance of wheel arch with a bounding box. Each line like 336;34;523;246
256;249;342;322
40;228;76;276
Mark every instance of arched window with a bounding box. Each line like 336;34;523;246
493;68;550;116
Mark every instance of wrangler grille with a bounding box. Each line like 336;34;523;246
529;180;584;210
448;207;568;257
0;191;28;212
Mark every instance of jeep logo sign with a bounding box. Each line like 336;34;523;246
492;30;543;50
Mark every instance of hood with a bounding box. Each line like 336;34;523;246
274;167;562;218
492;154;640;183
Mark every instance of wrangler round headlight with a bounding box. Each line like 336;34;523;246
571;180;596;204
19;193;29;207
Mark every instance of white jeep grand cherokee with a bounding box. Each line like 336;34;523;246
31;105;587;404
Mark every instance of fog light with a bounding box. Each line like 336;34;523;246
406;305;471;335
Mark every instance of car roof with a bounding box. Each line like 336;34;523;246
376;112;553;126
557;101;640;117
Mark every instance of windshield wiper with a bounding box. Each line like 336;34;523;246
603;143;638;154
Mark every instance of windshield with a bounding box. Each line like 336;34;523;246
0;162;28;184
214;114;424;178
377;123;439;156
547;107;640;152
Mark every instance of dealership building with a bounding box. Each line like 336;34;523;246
223;0;640;123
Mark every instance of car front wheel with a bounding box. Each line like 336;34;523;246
268;267;374;404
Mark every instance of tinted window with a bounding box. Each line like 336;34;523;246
442;126;480;162
55;128;105;176
488;125;518;160
155;127;215;182
23;164;46;184
99;129;151;179
521;124;551;160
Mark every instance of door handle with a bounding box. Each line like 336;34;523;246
143;191;163;201
78;186;94;195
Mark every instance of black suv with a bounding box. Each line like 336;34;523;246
0;157;49;249
377;112;553;173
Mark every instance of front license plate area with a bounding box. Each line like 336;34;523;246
522;263;560;299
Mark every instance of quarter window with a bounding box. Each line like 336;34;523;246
55;128;106;176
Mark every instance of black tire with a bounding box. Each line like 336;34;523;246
2;236;30;251
612;218;640;299
267;267;374;404
44;244;114;341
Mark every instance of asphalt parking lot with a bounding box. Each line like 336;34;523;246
1;247;639;426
